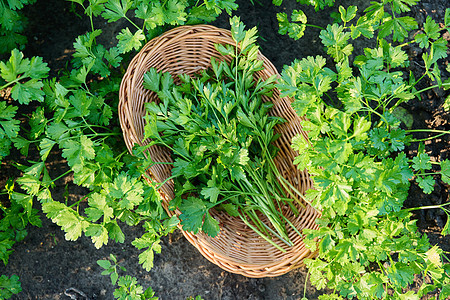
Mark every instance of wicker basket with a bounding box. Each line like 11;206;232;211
118;24;320;278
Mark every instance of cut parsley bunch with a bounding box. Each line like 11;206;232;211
142;17;303;250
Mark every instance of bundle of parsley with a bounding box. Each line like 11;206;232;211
142;17;303;250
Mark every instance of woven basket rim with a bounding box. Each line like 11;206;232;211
118;24;320;278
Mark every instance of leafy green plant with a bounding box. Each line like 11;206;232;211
0;0;36;54
273;0;335;11
25;66;180;264
0;177;41;268
0;48;50;161
277;0;424;44
98;255;205;300
98;253;127;285
277;2;450;299
0;274;21;299
274;0;337;41
0;1;240;298
0;49;48;272
98;254;158;300
142;16;305;250
2;0;449;299
443;64;450;111
2;0;245;276
187;296;204;300
68;0;238;61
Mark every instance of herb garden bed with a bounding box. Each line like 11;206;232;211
0;0;449;299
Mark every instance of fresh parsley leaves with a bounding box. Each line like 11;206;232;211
143;17;299;248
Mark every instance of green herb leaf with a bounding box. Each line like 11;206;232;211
350;16;374;39
378;16;417;42
132;233;162;271
179;197;207;235
277;10;307;40
202;213;220;238
109;172;144;210
440;160;450;184
62;135;96;167
320;23;353;62
117;28;145;53
39;138;56;161
339;5;357;23
387;262;415;287
415;16;440;48
445;8;450;27
412;153;431;171
102;0;132;22
0;49;49;103
0;275;22;298
0;102;20;140
416;175;435;194
42;201;86;241
200;186;221;204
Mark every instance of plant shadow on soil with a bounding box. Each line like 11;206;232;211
0;0;449;299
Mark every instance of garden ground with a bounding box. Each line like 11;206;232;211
0;0;449;299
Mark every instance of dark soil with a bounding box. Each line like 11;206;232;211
0;0;449;299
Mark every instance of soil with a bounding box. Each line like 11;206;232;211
0;0;449;299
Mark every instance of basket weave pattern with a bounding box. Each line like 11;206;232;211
119;25;320;278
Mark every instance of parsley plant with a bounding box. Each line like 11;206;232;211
278;3;450;299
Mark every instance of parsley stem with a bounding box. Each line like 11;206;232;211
260;221;293;246
238;212;287;252
253;129;307;210
239;168;292;244
89;12;94;32
245;208;271;237
406;129;450;135
408;72;428;94
241;174;286;235
283;215;302;238
304;24;325;31
123;15;143;34
114;150;128;162
358;105;389;127
303;270;310;299
50;170;72;184
82;116;104;135
403;202;450;212
276;175;310;208
410;132;447;142
416;172;440;176
155;174;179;191
68;193;92;209
412;82;450;96
142;161;173;174
219;190;293;202
0;75;27;90
397;40;414;48
86;132;121;138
